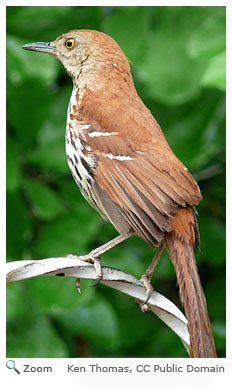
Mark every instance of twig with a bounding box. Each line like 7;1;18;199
6;256;190;354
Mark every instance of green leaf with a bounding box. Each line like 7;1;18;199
7;313;68;357
24;179;64;221
201;51;226;90
28;86;70;173
6;6;103;42
7;79;53;149
37;86;71;146
164;90;225;170
58;178;101;218
6;283;29;320
140;43;205;105
198;214;225;264
6;191;32;259
6;133;21;192
103;7;151;62
34;211;101;258
112;296;161;350
29;138;68;174
7;34;58;85
211;321;226;356
132;7;225;105
56;297;120;348
188;7;226;58
29;277;94;313
102;238;148;280
137;7;208;105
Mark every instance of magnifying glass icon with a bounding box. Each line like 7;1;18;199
6;360;20;374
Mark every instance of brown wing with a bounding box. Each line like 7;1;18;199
82;120;201;246
76;86;202;246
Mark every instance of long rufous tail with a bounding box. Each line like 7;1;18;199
165;207;217;358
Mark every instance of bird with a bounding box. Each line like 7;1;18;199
22;29;217;358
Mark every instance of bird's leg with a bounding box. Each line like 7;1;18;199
78;230;135;286
140;243;164;306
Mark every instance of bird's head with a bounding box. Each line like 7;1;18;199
22;29;130;83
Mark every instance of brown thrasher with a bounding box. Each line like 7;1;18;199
22;30;216;357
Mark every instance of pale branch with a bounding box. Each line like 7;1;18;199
6;256;190;354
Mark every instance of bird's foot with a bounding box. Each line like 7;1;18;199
138;244;164;309
79;253;103;287
68;234;133;289
67;253;103;288
140;270;154;306
135;298;150;312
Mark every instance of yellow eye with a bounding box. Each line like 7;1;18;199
65;38;75;49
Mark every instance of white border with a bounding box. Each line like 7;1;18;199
1;1;230;388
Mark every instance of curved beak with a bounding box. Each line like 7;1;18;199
22;41;56;55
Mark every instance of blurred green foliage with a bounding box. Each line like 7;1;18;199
6;6;226;358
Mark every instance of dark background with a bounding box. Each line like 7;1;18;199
6;6;226;357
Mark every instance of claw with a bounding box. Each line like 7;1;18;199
78;254;94;263
91;276;102;288
140;274;154;305
140;303;150;312
135;298;150;312
139;244;164;306
79;254;103;287
142;289;153;306
75;278;81;294
91;256;103;287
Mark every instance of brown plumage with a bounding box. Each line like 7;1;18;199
165;207;216;357
22;29;217;357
